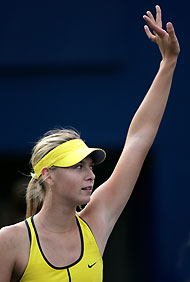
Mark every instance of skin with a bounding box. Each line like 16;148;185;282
0;6;180;282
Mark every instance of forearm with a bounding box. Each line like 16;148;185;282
127;57;177;149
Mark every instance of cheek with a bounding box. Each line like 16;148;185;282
54;171;79;190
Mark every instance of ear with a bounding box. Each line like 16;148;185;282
41;167;54;186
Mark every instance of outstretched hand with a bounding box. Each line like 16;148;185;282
143;5;180;62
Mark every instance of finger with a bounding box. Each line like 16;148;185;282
145;10;157;35
166;22;177;40
143;15;167;38
166;22;180;54
155;5;162;27
146;10;156;23
144;25;157;43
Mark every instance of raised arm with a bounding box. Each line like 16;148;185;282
81;6;180;254
128;6;179;148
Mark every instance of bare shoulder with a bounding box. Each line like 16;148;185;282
0;220;29;260
0;221;29;282
0;220;27;248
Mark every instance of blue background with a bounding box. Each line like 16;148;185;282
0;0;189;281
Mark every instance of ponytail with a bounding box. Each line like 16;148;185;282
26;177;45;218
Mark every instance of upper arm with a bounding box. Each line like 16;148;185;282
81;137;148;252
0;227;17;282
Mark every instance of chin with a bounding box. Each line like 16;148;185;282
79;196;91;206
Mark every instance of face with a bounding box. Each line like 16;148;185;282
46;156;95;207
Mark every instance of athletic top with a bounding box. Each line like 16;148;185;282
18;215;103;282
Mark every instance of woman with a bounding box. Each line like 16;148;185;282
0;5;180;282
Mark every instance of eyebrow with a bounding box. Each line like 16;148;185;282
78;159;94;165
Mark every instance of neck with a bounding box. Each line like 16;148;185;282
34;194;78;233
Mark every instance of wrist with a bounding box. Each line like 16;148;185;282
160;57;178;70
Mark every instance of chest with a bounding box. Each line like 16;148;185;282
13;225;81;281
18;218;103;282
38;229;81;267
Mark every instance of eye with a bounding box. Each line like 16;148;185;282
74;164;83;169
90;165;94;170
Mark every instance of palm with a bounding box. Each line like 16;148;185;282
143;5;180;60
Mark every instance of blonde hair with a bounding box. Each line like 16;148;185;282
26;128;80;218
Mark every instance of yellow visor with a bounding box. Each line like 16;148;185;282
33;139;106;179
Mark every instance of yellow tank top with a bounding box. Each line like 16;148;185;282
19;215;103;282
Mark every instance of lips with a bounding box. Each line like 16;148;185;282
81;186;92;191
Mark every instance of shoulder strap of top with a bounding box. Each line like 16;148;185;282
24;217;35;245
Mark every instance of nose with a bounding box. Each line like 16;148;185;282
86;167;95;181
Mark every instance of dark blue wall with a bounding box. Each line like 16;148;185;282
0;0;189;281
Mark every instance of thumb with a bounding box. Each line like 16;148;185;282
166;22;176;39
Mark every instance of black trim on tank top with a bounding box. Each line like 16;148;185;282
25;219;32;245
16;219;32;282
78;215;102;257
31;215;84;270
67;268;71;282
78;215;93;231
78;215;95;237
